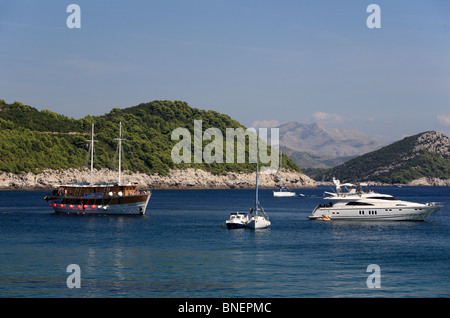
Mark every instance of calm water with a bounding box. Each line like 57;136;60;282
0;186;449;298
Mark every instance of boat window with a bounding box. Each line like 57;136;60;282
367;196;398;200
346;202;374;206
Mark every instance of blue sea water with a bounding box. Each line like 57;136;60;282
0;186;449;298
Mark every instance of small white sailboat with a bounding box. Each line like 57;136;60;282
247;145;271;229
224;138;270;229
247;205;271;229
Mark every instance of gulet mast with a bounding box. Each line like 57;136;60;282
115;121;126;185
88;123;96;185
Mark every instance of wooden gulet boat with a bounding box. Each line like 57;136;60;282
44;122;151;215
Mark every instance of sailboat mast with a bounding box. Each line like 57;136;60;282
90;123;94;185
255;138;259;213
118;122;122;185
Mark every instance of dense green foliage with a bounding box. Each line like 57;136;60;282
313;132;450;183
0;99;300;175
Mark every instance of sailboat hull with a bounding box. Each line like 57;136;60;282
247;216;271;229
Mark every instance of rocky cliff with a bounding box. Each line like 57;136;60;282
0;168;316;190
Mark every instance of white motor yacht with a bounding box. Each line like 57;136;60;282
308;178;442;221
225;212;250;229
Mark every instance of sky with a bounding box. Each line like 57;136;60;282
1;0;449;142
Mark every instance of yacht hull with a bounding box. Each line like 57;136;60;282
226;222;246;229
309;205;441;221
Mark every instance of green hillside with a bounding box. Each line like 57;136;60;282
314;131;450;184
0;99;300;175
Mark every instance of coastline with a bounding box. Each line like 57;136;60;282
0;168;316;190
1;169;449;191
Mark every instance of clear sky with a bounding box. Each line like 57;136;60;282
1;0;449;141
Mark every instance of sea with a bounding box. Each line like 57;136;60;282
0;186;449;299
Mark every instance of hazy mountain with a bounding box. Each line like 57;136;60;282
280;145;355;169
277;121;385;158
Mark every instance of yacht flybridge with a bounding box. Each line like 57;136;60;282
45;122;151;215
308;178;442;221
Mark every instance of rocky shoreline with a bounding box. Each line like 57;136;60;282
0;168;316;190
1;169;449;190
407;177;450;187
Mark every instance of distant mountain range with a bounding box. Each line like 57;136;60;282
280;145;355;169
275;121;386;169
312;131;450;184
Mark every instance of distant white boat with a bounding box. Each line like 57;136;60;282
273;186;296;197
273;150;296;197
308;178;442;221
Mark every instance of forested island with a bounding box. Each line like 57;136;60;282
0;99;315;189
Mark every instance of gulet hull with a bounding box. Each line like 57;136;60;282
50;194;151;215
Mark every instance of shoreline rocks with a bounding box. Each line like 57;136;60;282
407;177;450;187
0;168;316;190
1;169;449;190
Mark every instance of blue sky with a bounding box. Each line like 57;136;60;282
1;0;449;141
